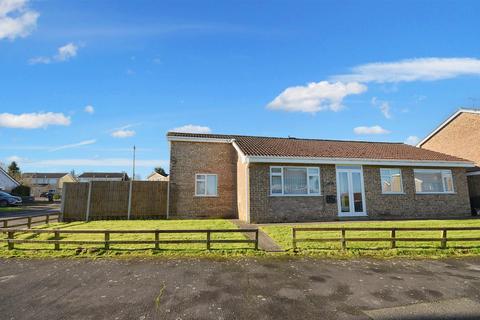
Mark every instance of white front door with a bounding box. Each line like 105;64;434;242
336;165;367;217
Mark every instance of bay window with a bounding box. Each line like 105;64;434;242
270;166;320;196
414;169;454;194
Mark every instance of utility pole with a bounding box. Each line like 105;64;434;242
132;145;136;181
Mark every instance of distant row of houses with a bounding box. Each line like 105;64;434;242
0;170;168;197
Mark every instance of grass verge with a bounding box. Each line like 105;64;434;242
260;219;480;258
0;220;262;258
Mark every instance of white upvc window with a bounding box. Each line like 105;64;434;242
195;174;218;196
414;169;455;194
380;168;404;194
270;166;321;196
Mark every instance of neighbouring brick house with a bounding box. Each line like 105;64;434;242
417;108;480;212
22;172;77;197
167;132;474;223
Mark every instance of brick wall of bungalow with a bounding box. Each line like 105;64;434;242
168;141;238;218
169;141;471;222
248;164;471;223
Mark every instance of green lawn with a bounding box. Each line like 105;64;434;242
0;220;259;258
261;219;480;258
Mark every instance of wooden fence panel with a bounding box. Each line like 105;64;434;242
89;181;130;219
62;183;89;221
62;181;169;221
131;181;168;218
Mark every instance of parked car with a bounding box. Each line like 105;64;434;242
40;190;56;198
0;191;22;207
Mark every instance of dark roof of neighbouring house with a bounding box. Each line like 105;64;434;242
22;173;69;179
167;132;471;163
78;172;128;178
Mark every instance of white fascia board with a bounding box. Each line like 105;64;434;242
246;156;474;168
231;140;247;163
167;136;233;143
0;167;20;186
417;108;480;147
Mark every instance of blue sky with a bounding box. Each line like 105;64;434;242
1;0;480;179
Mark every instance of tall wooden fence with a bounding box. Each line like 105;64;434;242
62;181;168;221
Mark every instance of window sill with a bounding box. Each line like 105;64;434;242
269;194;323;197
416;192;456;195
194;195;219;198
382;192;406;195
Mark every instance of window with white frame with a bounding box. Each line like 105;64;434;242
195;174;218;196
414;169;454;193
380;168;403;194
270;167;320;196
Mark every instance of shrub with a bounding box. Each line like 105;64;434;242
11;185;31;197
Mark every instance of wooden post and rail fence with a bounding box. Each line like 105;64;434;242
292;227;480;251
0;228;259;251
0;213;58;231
61;181;169;221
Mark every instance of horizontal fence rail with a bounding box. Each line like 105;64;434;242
0;228;259;251
292;227;480;251
0;214;58;230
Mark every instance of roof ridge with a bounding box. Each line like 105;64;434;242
167;132;405;145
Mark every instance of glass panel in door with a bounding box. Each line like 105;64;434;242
351;172;364;213
338;172;350;213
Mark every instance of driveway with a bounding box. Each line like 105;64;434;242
1;257;480;319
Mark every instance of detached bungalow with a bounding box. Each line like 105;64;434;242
167;132;474;223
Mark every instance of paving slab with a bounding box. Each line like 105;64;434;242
232;219;284;252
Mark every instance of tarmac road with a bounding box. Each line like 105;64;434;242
1;257;480;320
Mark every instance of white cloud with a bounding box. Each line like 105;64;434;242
267;81;367;113
49;139;96;152
6;155;25;162
333;58;480;83
111;129;136;138
371;97;392;119
0;0;39;40
405;135;420;146
171;124;212;134
0;112;71;129
84;105;94;114
55;42;78;61
353;125;390;135
29;42;79;64
26;158;168;168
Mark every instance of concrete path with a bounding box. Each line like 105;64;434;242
232;220;284;252
1;257;480;319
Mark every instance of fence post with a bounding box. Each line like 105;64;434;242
7;231;14;250
391;229;396;249
3;220;7;233
27;217;32;229
341;229;346;250
441;229;448;249
105;232;110;250
155;231;159;250
54;230;60;250
85;181;92;222
255;229;259;250
292;228;297;251
60;184;67;222
45;214;50;225
207;231;211;250
127;180;133;220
